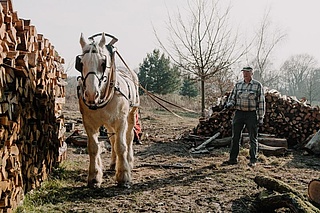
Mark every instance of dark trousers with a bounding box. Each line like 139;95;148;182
229;110;258;163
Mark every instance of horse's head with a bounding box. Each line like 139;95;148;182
77;33;114;109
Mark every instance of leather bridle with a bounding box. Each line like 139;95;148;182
77;43;116;110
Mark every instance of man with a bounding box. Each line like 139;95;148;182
133;111;143;145
223;67;265;167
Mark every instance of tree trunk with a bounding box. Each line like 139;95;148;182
254;175;320;213
242;133;288;148
256;192;318;213
201;75;205;117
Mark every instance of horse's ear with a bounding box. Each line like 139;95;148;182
98;33;106;48
80;33;87;48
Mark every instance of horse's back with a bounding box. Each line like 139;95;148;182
116;67;140;107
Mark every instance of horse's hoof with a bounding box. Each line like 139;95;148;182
88;179;101;188
117;182;131;189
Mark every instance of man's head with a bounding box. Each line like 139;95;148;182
241;67;253;72
241;66;253;82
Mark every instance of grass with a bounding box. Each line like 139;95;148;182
14;163;71;213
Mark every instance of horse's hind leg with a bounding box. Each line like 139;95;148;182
126;107;138;170
108;131;116;170
87;131;103;188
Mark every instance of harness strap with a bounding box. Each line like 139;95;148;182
115;87;128;100
114;76;135;106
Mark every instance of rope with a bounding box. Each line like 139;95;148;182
115;51;197;116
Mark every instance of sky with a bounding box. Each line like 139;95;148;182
12;0;320;77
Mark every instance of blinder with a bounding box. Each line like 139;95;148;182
75;55;83;72
75;54;107;73
101;60;106;72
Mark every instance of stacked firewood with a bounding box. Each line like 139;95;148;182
0;0;66;211
195;89;320;147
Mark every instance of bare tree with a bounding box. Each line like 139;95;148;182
251;9;287;88
304;68;320;105
280;54;318;99
155;0;248;116
204;68;234;106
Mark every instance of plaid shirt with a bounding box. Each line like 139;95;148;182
227;79;265;119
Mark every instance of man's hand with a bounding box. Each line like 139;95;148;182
258;118;263;127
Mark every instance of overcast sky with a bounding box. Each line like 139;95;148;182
13;0;320;76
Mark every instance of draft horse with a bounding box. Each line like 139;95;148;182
75;33;140;188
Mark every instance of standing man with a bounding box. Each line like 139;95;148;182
223;67;265;167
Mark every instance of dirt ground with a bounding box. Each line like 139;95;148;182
59;108;320;213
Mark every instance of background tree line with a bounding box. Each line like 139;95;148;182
136;0;320;117
138;49;199;98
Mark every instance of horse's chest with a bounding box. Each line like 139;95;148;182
81;98;126;119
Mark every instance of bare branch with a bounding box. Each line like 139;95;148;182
154;0;249;115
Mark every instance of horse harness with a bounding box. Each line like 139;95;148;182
76;43;135;110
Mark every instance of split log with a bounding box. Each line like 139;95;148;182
242;134;288;148
254;175;320;213
190;132;220;153
206;137;232;148
308;179;320;206
254;175;303;197
304;130;320;155
258;143;287;156
189;149;210;154
137;163;192;169
256;192;319;213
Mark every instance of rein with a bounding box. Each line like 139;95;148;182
82;72;107;87
115;51;197;117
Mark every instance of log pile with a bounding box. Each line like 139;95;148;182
195;89;320;147
189;133;289;156
0;0;66;211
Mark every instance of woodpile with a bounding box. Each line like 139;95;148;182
0;0;66;211
195;89;320;148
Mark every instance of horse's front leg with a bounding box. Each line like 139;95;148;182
87;131;103;188
114;121;132;187
126;107;138;170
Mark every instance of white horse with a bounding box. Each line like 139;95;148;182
76;33;140;188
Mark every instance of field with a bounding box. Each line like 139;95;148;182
15;88;320;212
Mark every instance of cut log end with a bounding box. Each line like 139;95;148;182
308;179;320;205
